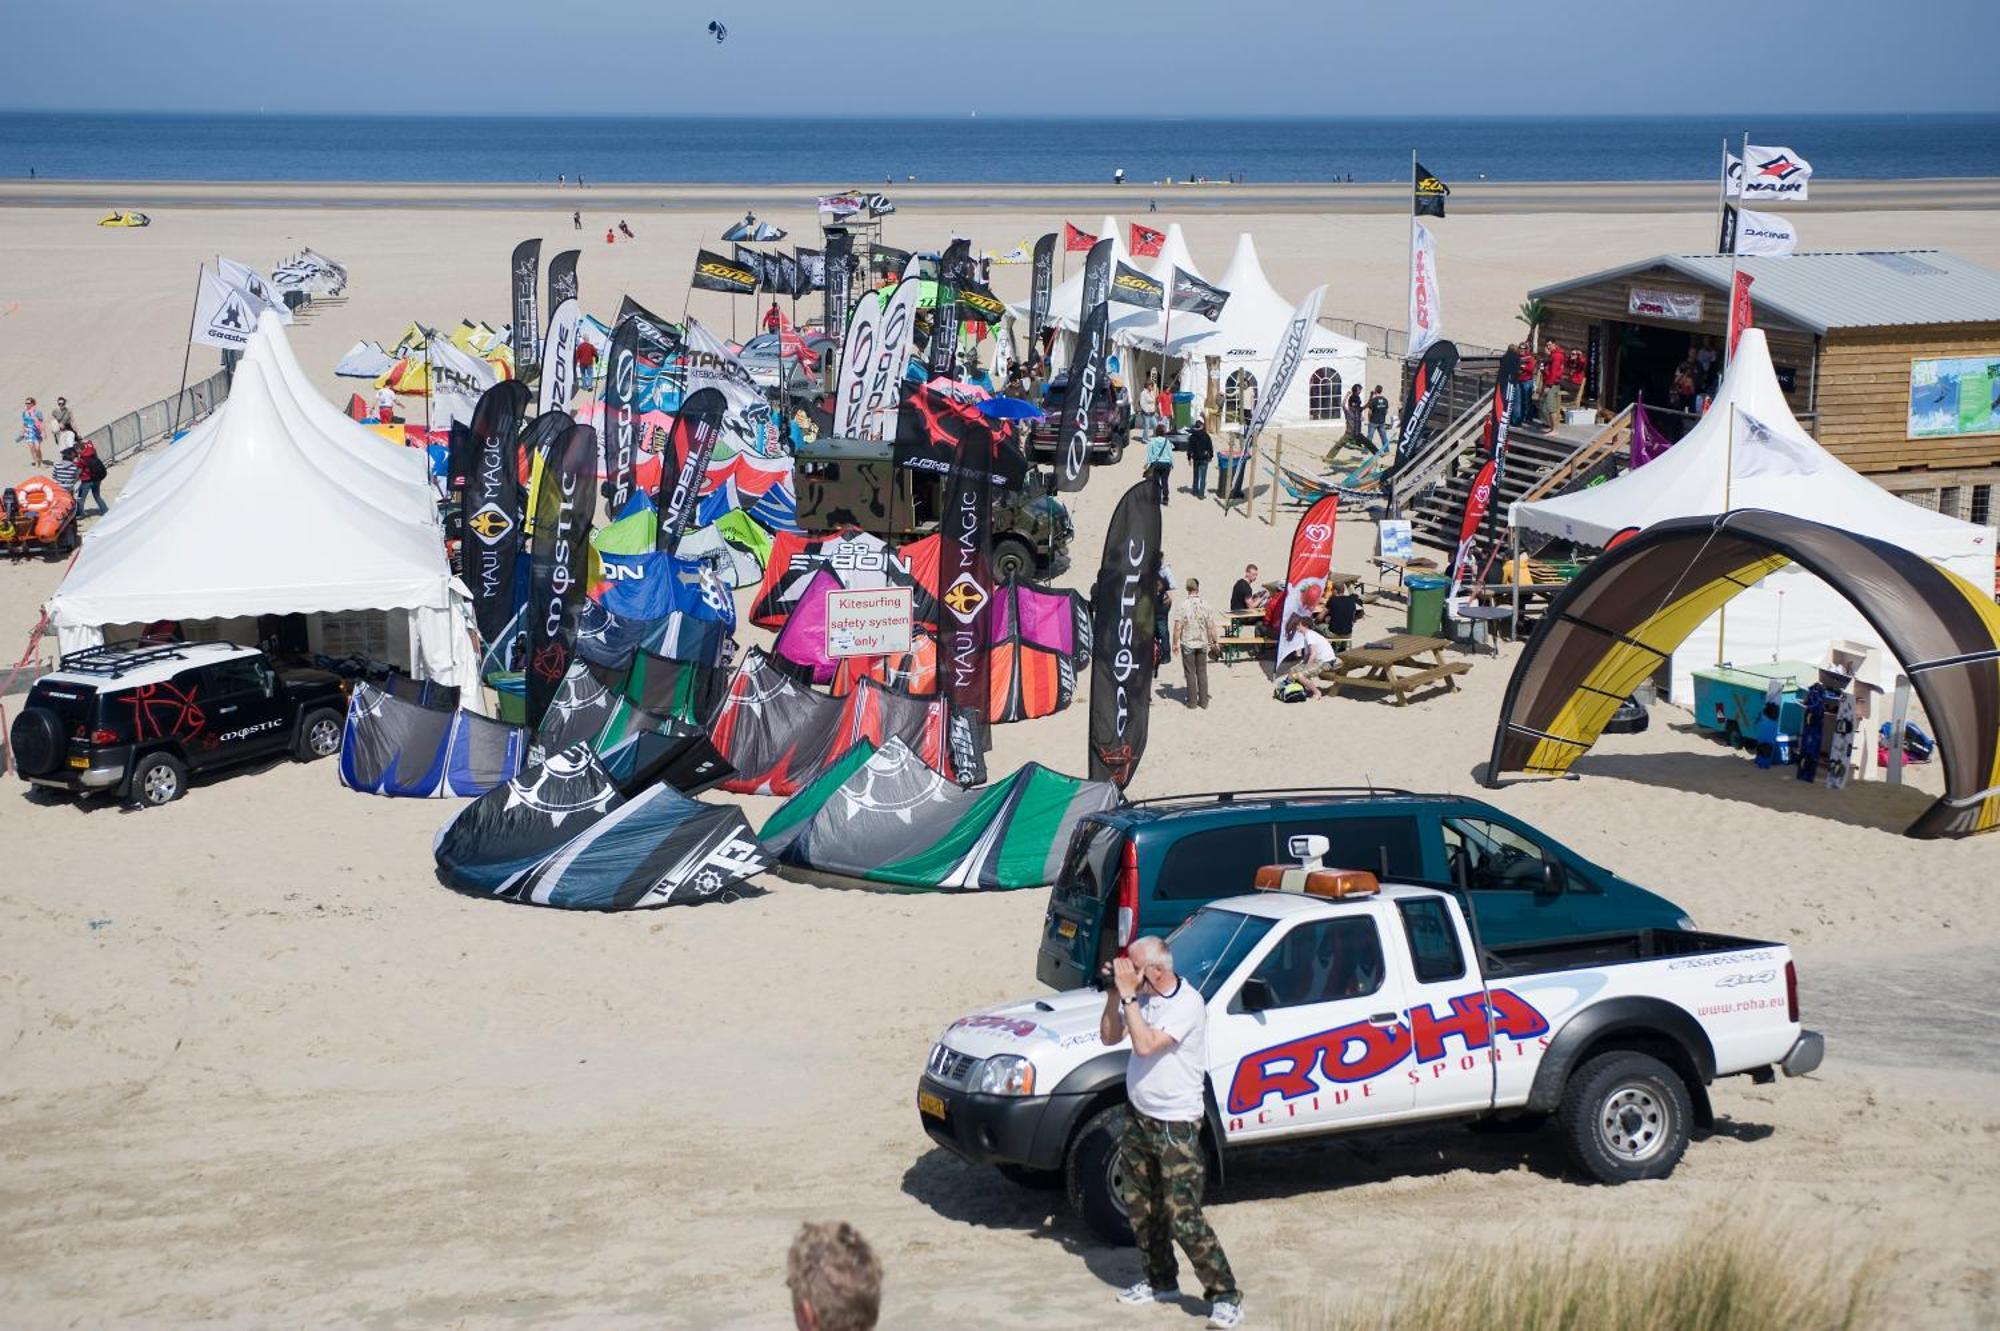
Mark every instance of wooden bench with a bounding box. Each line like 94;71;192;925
1217;634;1272;663
1321;660;1470;705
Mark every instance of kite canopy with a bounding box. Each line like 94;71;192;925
1486;510;2000;839
759;739;1122;891
338;682;525;798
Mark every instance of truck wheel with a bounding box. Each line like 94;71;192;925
131;752;187;808
295;709;344;761
1065;1103;1134;1245
993;538;1034;583
1557;1050;1692;1183
997;1163;1064;1191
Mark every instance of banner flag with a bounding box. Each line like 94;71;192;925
797;247;825;291
893;382;1030;490
548;248;579;307
1055;303;1109;494
1408;221;1444;357
1741;145;1813;201
1240;285;1326;462
1489;346;1521;486
217;257;290;322
538;296;580;416
464;380;531;644
657;386;728;556
615;295;682;352
1446;456;1498;616
1169;268;1229;320
1110;261;1165;310
1130;223;1165;257
939;407;996;729
824;227;855;355
1274;494;1341;666
835;290;884;436
783;251;812;298
428;331;499;429
1722;205;1798;257
1389;339;1460;481
928;237;973;379
869;243;913;275
1414;160;1450;217
193;270;259;349
957;282;1007;324
602;316;642;517
1080;238;1113;314
511;239;542;376
863;276;922;439
525;422;598;733
734;244;770;291
1724;152;1744;198
1729;271;1756;357
1028;232;1057;343
1718;202;1738;253
691;248;757;295
1063;222;1097;253
1087;479;1162;789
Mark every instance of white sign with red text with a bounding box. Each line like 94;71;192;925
826;587;914;658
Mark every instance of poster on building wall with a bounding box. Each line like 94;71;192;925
1909;354;2000;439
1628;287;1705;322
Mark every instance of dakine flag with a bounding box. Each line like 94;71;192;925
526;422;599;733
1055;302;1109;494
1087;479;1163;789
929;237;973;378
1740;145;1812;201
601;316;642;518
193;270;258;349
1130;223;1165;258
1391;339;1460;481
1063;222;1096;253
824;227;855;352
1414;160;1450;217
464;380;531;644
1080;238;1113;314
1110;261;1165;310
1028;232;1057;341
511;239;542;376
548;248;579;306
1169;268;1229;320
939;404;996;728
1720;204;1798;257
657;386;728;556
691;248;757;295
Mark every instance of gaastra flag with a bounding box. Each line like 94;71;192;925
692;248;758;295
1130;223;1165;257
1169;268;1229;320
1064;222;1097;253
1110;261;1165;310
1414;160;1450;218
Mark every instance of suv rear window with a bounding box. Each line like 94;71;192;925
1157;825;1276;900
1056;820;1123;901
1279;815;1424;880
28;681;98;728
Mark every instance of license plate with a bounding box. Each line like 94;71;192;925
1058;919;1077;939
68;757;88;769
918;1090;947;1121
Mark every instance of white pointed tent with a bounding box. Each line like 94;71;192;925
1108;222;1204;349
1512;329;1996;699
48;324;480;685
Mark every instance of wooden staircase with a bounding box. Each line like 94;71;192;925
1402;406;1635;556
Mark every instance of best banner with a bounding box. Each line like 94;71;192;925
1028;232;1057;343
823;227;855;354
511;238;542;377
928;237;973;379
1087;480;1163;789
601;316;641;517
1055;303;1109;494
463;380;531;644
656;387;728;557
525;423;599;733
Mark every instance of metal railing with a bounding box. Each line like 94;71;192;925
79;369;230;465
1320;318;1503;360
1387;396;1490;515
1517;404;1636;507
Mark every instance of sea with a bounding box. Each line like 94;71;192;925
3;112;1998;185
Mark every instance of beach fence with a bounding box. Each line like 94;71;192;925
81;369;230;466
1321;318;1502;361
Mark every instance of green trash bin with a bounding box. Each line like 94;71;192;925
487;671;527;726
1406;574;1449;639
1172;391;1193;430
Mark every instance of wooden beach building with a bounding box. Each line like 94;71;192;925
1529;250;2000;524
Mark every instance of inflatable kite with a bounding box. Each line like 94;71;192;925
1486;510;2000;839
338;682;525;798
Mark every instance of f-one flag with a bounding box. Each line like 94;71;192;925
1087;479;1162;789
1414;160;1450;217
1408;221;1443;358
1130;223;1165;257
193;270;259;349
1028;232;1057;342
538;296;580;416
1064;222;1097;253
1169;269;1229;320
835;290;884;436
1721;204;1798;257
1741;145;1812;201
691;248;757;295
511;239;542;377
1729;271;1756;358
1110;261;1165;310
217;257;290;322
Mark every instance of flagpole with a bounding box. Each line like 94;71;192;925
1718;401;1735;665
1714;136;1730;254
168;263;204;439
1406;149;1418;363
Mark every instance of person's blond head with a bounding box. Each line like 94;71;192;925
788;1221;882;1331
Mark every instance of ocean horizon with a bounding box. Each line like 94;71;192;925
4;111;1998;186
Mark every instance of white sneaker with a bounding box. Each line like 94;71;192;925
1207;1299;1243;1329
1116;1281;1175;1306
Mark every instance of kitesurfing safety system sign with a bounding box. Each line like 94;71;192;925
826;588;914;658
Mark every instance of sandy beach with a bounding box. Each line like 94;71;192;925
2;185;1998;1328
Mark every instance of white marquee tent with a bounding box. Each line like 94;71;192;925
48;321;480;685
1511;329;1996;700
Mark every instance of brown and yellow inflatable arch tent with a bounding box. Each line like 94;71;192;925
1486;510;2000;838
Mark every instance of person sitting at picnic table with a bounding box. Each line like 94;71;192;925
1323;575;1363;650
1277;582;1339;698
1230;564;1268;613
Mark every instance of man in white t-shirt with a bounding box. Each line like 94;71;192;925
1101;936;1242;1329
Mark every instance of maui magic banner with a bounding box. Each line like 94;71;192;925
464;380;531;644
657;386;728;557
511;238;542;379
526;423;599;734
1087;479;1162;789
939;412;996;730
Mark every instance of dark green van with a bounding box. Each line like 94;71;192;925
1035;787;1695;991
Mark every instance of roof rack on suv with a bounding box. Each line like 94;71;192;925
56;640;237;678
1131;785;1420;808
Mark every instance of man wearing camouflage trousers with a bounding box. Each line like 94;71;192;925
1101;935;1242;1329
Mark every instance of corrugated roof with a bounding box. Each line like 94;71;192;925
1530;250;2000;335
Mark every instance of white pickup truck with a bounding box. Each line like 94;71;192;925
918;857;1823;1241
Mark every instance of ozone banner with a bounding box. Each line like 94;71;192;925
464;379;531;644
538;296;580;416
863;276;922;439
526;423;599;733
511;238;542;379
1028;232;1057;344
1087;479;1162;789
1055;302;1109;494
835;290;884;436
602;315;641;517
656;387;727;557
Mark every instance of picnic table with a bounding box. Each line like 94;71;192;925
1219;606;1272;662
1319;633;1469;705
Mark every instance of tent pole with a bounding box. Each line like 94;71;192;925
1509;526;1521;639
1717;401;1735;666
1714;136;1730;253
168;263;203;440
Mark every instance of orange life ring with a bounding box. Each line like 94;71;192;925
10;475;75;541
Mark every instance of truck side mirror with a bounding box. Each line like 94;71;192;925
1240;978;1277;1014
1537;860;1566;898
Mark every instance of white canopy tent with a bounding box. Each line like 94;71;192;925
48;328;480;686
1511;329;1996;700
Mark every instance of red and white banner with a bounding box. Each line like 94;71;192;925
1063;222;1097;253
1728;271;1756;358
1285;494;1340;591
1447;456;1498;613
1408;222;1443;358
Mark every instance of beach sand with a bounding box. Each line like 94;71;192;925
1;190;1997;1328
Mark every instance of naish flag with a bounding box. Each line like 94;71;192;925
1414;160;1450;217
1130;223;1165;257
1064;222;1096;253
1721;204;1798;257
1110;261;1165;310
1169;268;1229;320
217;257;290;322
193;270;259;349
1741;145;1812;201
511;239;542;376
869;243;912;274
1446;456;1498;616
692;248;757;295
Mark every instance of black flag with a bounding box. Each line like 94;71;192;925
657;387;728;557
513;410;572;525
958;282;1008;326
929;237;973;379
1110;261;1165;310
1028;232;1057;344
1081;237;1113;312
823;227;855;354
525;423;598;733
616;295;682;351
510;238;542;378
601;316;641;518
1169;268;1229;320
1414;160;1450;218
464;380;531;644
1718;202;1739;255
1389;339;1460;483
692;249;757;295
1056;303;1109;494
733;244;769;291
548;248;580;306
1087;480;1162;789
870;242;913;276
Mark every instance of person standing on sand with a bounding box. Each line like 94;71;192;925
1366;384;1389;452
20;396;46;467
51;396;75;447
1169;578;1219;709
787;1221;881;1331
572;210;581;231
558;173;565;187
74;441;108;516
1343;383;1363;446
1185;419;1214;498
1103;936;1243;1329
374;384;396;424
1145;428;1173;507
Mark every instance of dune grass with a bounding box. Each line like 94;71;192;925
1279;1220;1884;1331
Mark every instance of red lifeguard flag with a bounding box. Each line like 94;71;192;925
1130;223;1165;257
1728;270;1756;357
1063;222;1096;253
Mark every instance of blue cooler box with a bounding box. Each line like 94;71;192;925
1691;660;1815;747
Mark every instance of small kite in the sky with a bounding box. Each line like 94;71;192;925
708;20;728;42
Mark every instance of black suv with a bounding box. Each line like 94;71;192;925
10;642;349;807
1026;374;1129;466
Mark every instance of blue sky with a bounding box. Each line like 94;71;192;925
7;0;1999;116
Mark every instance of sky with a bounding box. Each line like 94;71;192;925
6;0;2000;117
